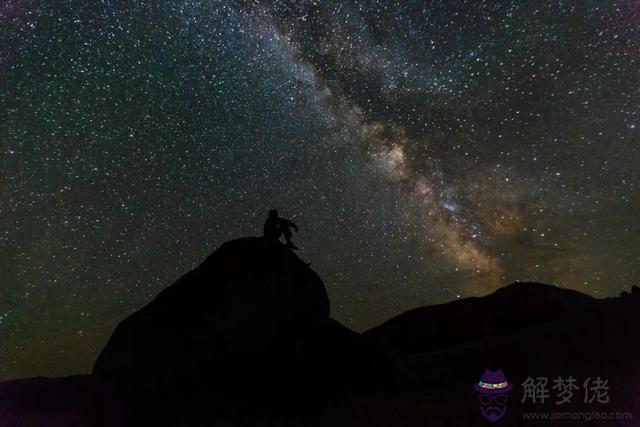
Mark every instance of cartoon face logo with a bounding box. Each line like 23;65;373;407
473;369;513;422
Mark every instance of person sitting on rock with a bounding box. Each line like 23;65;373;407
264;209;299;250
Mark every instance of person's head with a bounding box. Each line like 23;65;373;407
269;209;278;218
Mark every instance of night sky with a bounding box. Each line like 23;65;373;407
1;0;639;380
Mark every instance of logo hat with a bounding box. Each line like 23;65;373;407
473;368;513;394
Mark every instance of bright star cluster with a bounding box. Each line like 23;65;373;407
1;0;638;379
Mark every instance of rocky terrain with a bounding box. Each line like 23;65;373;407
1;237;639;426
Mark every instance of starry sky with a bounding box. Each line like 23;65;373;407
1;0;639;380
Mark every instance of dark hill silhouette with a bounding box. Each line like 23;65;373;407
0;375;93;427
2;240;640;426
91;237;391;426
362;283;640;426
363;282;599;356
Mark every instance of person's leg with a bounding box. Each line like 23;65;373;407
283;228;297;249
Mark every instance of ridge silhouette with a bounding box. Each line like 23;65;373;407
1;239;640;427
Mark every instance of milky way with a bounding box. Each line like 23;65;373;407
1;0;639;379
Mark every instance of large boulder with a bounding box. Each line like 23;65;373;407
93;237;389;426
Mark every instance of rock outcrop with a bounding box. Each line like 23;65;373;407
92;237;390;426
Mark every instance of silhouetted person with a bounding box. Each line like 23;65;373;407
264;209;299;250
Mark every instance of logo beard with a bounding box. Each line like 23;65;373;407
481;405;507;422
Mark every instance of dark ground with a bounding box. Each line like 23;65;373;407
2;237;639;426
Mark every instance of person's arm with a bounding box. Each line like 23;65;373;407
284;219;299;231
